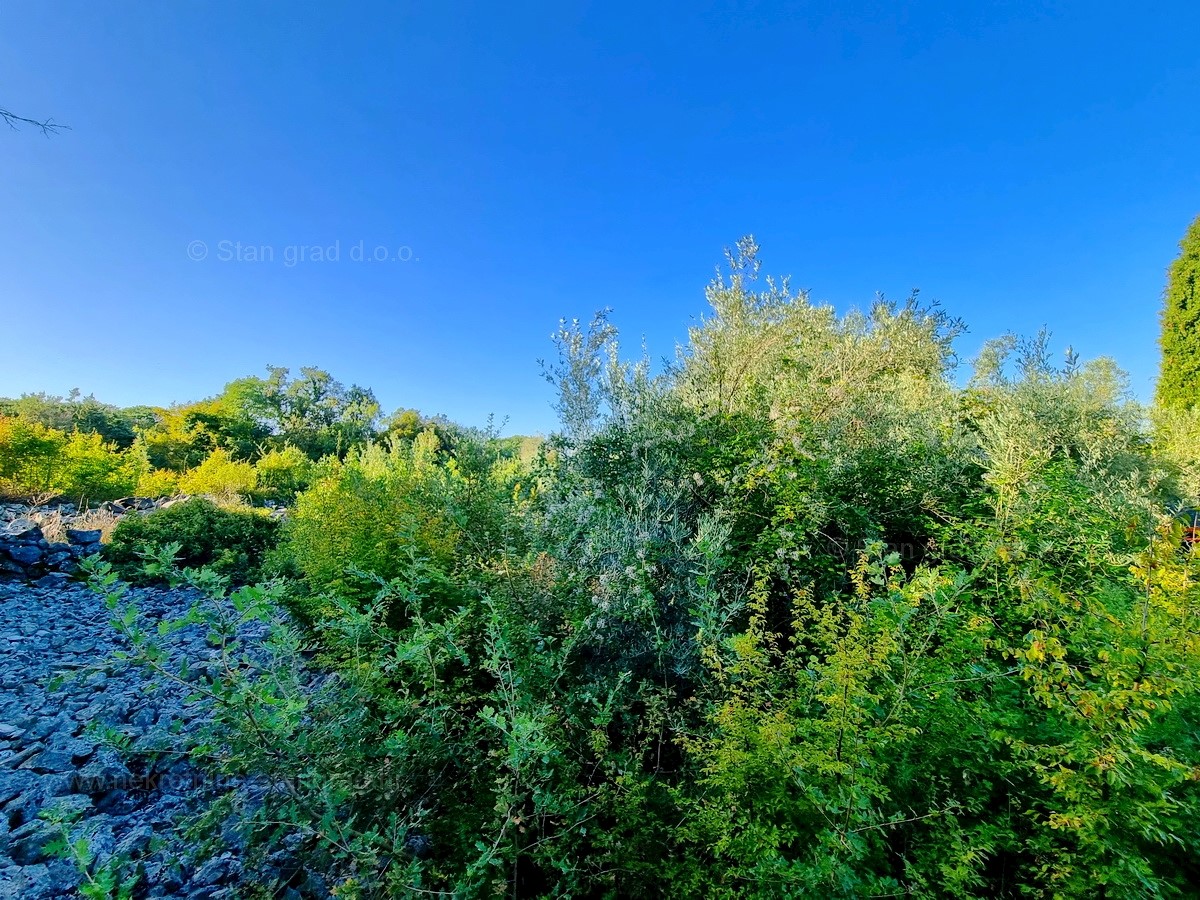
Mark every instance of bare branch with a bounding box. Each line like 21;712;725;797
0;106;70;135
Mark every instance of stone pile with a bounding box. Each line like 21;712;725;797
0;521;103;586
0;497;170;530
0;581;328;899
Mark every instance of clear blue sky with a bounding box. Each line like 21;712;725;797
2;2;1198;435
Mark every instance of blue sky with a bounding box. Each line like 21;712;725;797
2;2;1198;435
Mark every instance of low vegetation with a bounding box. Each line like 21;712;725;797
103;498;281;585
22;225;1200;895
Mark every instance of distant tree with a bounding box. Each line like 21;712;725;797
0;391;143;449
381;408;461;451
138;397;269;472
1156;213;1200;410
381;408;426;444
230;367;381;459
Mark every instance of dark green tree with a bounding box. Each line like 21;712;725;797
229;366;381;459
1156;213;1200;409
0;390;149;449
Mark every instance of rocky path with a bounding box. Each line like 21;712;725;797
0;580;275;899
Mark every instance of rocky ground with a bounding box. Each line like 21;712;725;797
0;580;317;899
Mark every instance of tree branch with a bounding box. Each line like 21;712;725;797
0;106;70;135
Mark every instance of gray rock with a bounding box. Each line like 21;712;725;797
27;748;76;773
65;529;102;546
74;752;133;794
0;862;65;900
3;519;40;538
3;743;41;768
115;823;155;856
47;735;97;762
26;714;73;741
8;820;55;864
0;570;316;897
43;792;94;818
193;852;238;886
84;671;109;689
4;544;44;567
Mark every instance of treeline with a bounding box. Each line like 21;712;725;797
0;367;537;503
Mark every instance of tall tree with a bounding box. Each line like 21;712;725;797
228;367;381;459
1156;213;1200;410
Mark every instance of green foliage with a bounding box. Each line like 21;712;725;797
279;427;523;626
41;799;140;900
0;368;435;505
0;415;139;501
252;444;313;503
62;241;1200;897
1156;213;1200;410
135;466;181;498
133;366;381;472
283;437;463;596
0;389;152;449
230;365;381;459
1151;403;1200;500
0;415;68;496
176;447;257;498
138;395;269;473
103;497;280;584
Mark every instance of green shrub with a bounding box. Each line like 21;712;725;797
0;416;138;502
177;448;257;498
104;498;280;584
279;436;466;622
57;431;140;502
135;467;181;498
252;445;313;503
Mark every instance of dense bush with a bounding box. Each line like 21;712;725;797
86;243;1200;898
103;497;280;584
0;390;154;449
0;416;139;501
251;444;314;503
279;428;521;624
176;447;257;497
134;466;181;498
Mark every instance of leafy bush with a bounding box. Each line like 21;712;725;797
1152;403;1200;501
278;428;522;624
135;467;181;498
285;438;458;590
104;498;280;584
177;448;257;498
0;416;138;502
57;431;140;501
252;445;313;503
